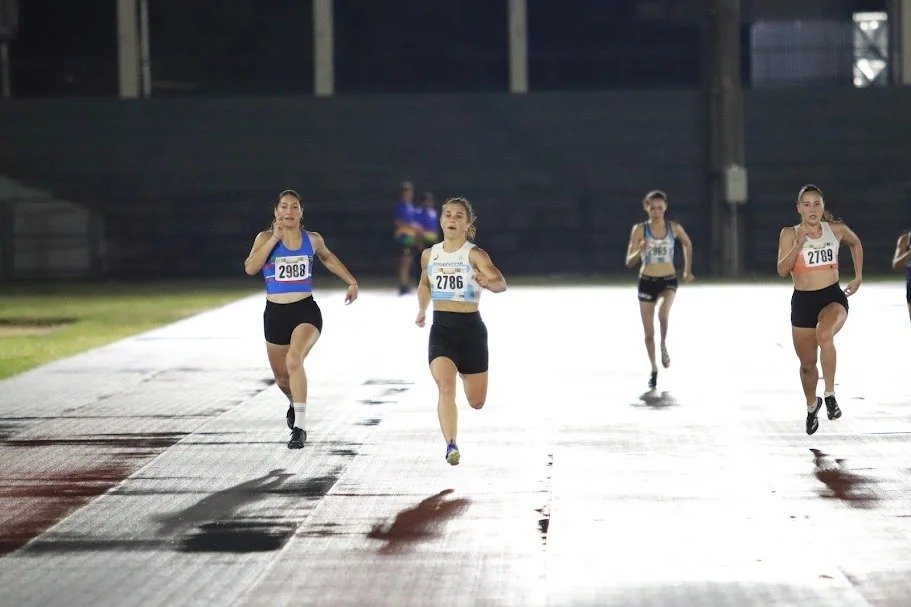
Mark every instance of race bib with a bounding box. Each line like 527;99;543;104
647;241;670;257
802;245;836;268
434;268;466;293
274;255;312;281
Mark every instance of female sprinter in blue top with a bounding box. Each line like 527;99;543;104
244;189;359;449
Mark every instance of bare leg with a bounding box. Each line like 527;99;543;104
657;290;676;367
285;323;321;404
460;371;489;410
816;303;848;394
638;301;658;373
266;342;291;400
791;327;819;406
431;357;459;443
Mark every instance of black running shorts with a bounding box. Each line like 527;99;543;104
790;282;848;329
637;275;678;302
906;267;911;303
263;297;323;345
428;311;488;374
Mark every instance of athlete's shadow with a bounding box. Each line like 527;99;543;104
633;390;679;409
367;489;471;555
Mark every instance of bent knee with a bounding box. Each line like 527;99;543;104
815;328;835;344
434;380;456;396
469;399;485;410
284;351;305;369
799;363;817;373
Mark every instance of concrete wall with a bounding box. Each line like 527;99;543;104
1;86;909;280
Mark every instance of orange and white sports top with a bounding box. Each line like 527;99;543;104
791;222;839;276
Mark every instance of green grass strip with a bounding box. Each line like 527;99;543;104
0;280;258;380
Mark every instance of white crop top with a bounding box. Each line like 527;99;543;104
428;241;481;303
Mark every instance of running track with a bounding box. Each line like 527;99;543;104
1;283;909;606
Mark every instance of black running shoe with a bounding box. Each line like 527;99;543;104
806;397;822;435
288;427;306;449
824;395;842;420
286;404;295;429
648;371;658;390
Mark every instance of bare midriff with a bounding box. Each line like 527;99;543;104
791;267;839;292
433;300;480;313
266;292;313;304
641;261;676;278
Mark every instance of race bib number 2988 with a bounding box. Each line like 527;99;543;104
275;256;312;281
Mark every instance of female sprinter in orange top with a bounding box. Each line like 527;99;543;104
776;184;863;435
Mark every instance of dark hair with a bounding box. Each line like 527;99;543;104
796;184;841;222
268;189;303;230
420;191;434;204
278;189;301;203
399;181;414;194
442;197;477;240
642;190;668;207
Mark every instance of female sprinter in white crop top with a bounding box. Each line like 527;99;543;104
415;197;506;466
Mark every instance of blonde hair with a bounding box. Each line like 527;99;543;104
442;197;477;240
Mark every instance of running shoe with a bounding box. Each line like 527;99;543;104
824;395;842;420
660;343;670;368
286;404;295;429
648;371;658;390
806;397;822;435
288;427;306;449
445;441;460;466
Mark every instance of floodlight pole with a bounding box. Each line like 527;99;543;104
508;0;528;93
314;0;334;96
706;0;746;276
116;0;140;98
893;0;911;84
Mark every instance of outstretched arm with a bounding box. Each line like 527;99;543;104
310;231;359;304
470;247;507;293
892;233;911;270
